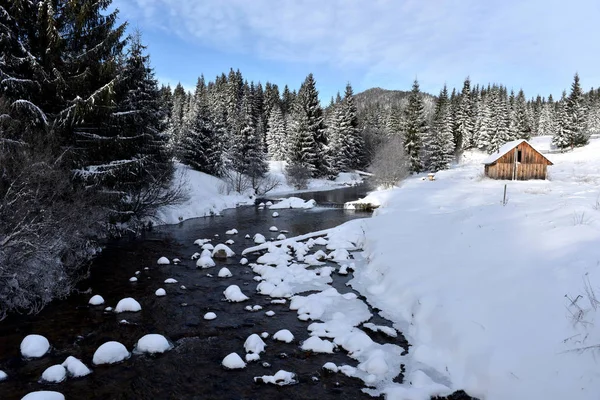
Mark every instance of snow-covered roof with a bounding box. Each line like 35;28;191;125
482;139;552;165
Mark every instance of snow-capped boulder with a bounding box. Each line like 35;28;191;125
134;334;172;354
244;334;266;355
245;234;251;239
212;244;235;259
314;237;328;246
191;252;201;260
223;285;249;302
157;257;170;265
204;312;217;320
200;249;212;258
254;370;297;385
115;297;141;313
20;335;50;358
172;258;181;264
155;288;166;297
129;277;138;282
193;238;210;246
269;226;278;232
196;256;215;269
270;197;316;209
301;336;335;353
88;295;104;306
92;341;130;365
218;267;232;278
323;362;338;372
62;356;91;378
273;329;294;343
41;365;67;383
0;370;7;381
226;229;238;235
272;212;279;218
222;353;246;369
240;258;249;265
265;311;275;317
253;234;266;244
164;278;178;284
201;243;214;251
246;353;260;362
276;234;286;240
225;239;235;245
21;392;65;400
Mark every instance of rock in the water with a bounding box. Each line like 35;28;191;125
222;353;246;369
20;335;50;358
155;288;166;297
157;256;170;265
62;356;91;377
115;297;141;313
88;295;104;306
21;392;65;400
273;329;294;343
134;334;172;354
212;244;235;259
204;312;217;320
92;341;130;365
223;285;249;302
218;267;232;278
41;364;67;383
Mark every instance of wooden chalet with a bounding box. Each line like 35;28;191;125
483;140;553;180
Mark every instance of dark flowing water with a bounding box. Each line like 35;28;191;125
0;184;400;400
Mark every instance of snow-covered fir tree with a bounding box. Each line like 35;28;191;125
564;73;588;148
425;85;455;172
402;79;428;173
552;91;571;149
455;78;475;151
266;105;288;160
513;89;532;140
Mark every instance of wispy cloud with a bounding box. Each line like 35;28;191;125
116;0;600;95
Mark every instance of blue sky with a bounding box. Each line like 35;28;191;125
112;0;600;102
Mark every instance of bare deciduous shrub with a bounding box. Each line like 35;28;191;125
368;135;410;188
252;174;281;196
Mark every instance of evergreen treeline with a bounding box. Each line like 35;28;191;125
0;1;175;318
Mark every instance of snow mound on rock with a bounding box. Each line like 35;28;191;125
218;267;232;278
276;234;286;240
244;334;266;354
21;392;65;400
222;353;246;369
92;341;130;365
164;278;178;284
62;356;91;378
88;295;105;306
115;297;141;313
155;288;166;297
204;312;217;320
196;256;215;268
20;334;50;358
157;257;170;265
270;197;316;209
223;285;249;302
212;243;235;259
240;257;249;265
253;233;266;244
272;212;279;217
134;334;172;354
273;329;294;343
269;226;278;232
226;229;238;235
41;364;66;383
0;370;7;381
323;362;339;372
254;370;297;385
301;336;335;353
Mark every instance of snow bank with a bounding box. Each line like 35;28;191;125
88;295;104;306
349;138;600;399
92;341;130;365
41;365;66;383
62;356;91;378
222;353;246;369
115;297;141;313
269;197;316;209
154;164;251;224
134;334;172;354
21;392;65;400
223;285;249;302
20;335;50;358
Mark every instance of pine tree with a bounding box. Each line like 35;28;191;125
538;95;557;136
402;79;428;173
552;91;570;149
514;89;532;140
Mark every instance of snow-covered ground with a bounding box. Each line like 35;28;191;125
154;162;363;225
336;136;600;399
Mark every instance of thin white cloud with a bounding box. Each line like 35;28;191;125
116;0;600;95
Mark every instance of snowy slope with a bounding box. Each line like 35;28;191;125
345;137;600;399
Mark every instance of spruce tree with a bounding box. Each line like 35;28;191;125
455;78;475;150
552;91;570;149
426;85;455;172
514;89;532;140
402;79;428;173
266;105;287;160
564;73;588;147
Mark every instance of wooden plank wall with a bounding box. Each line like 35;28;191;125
485;142;549;180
